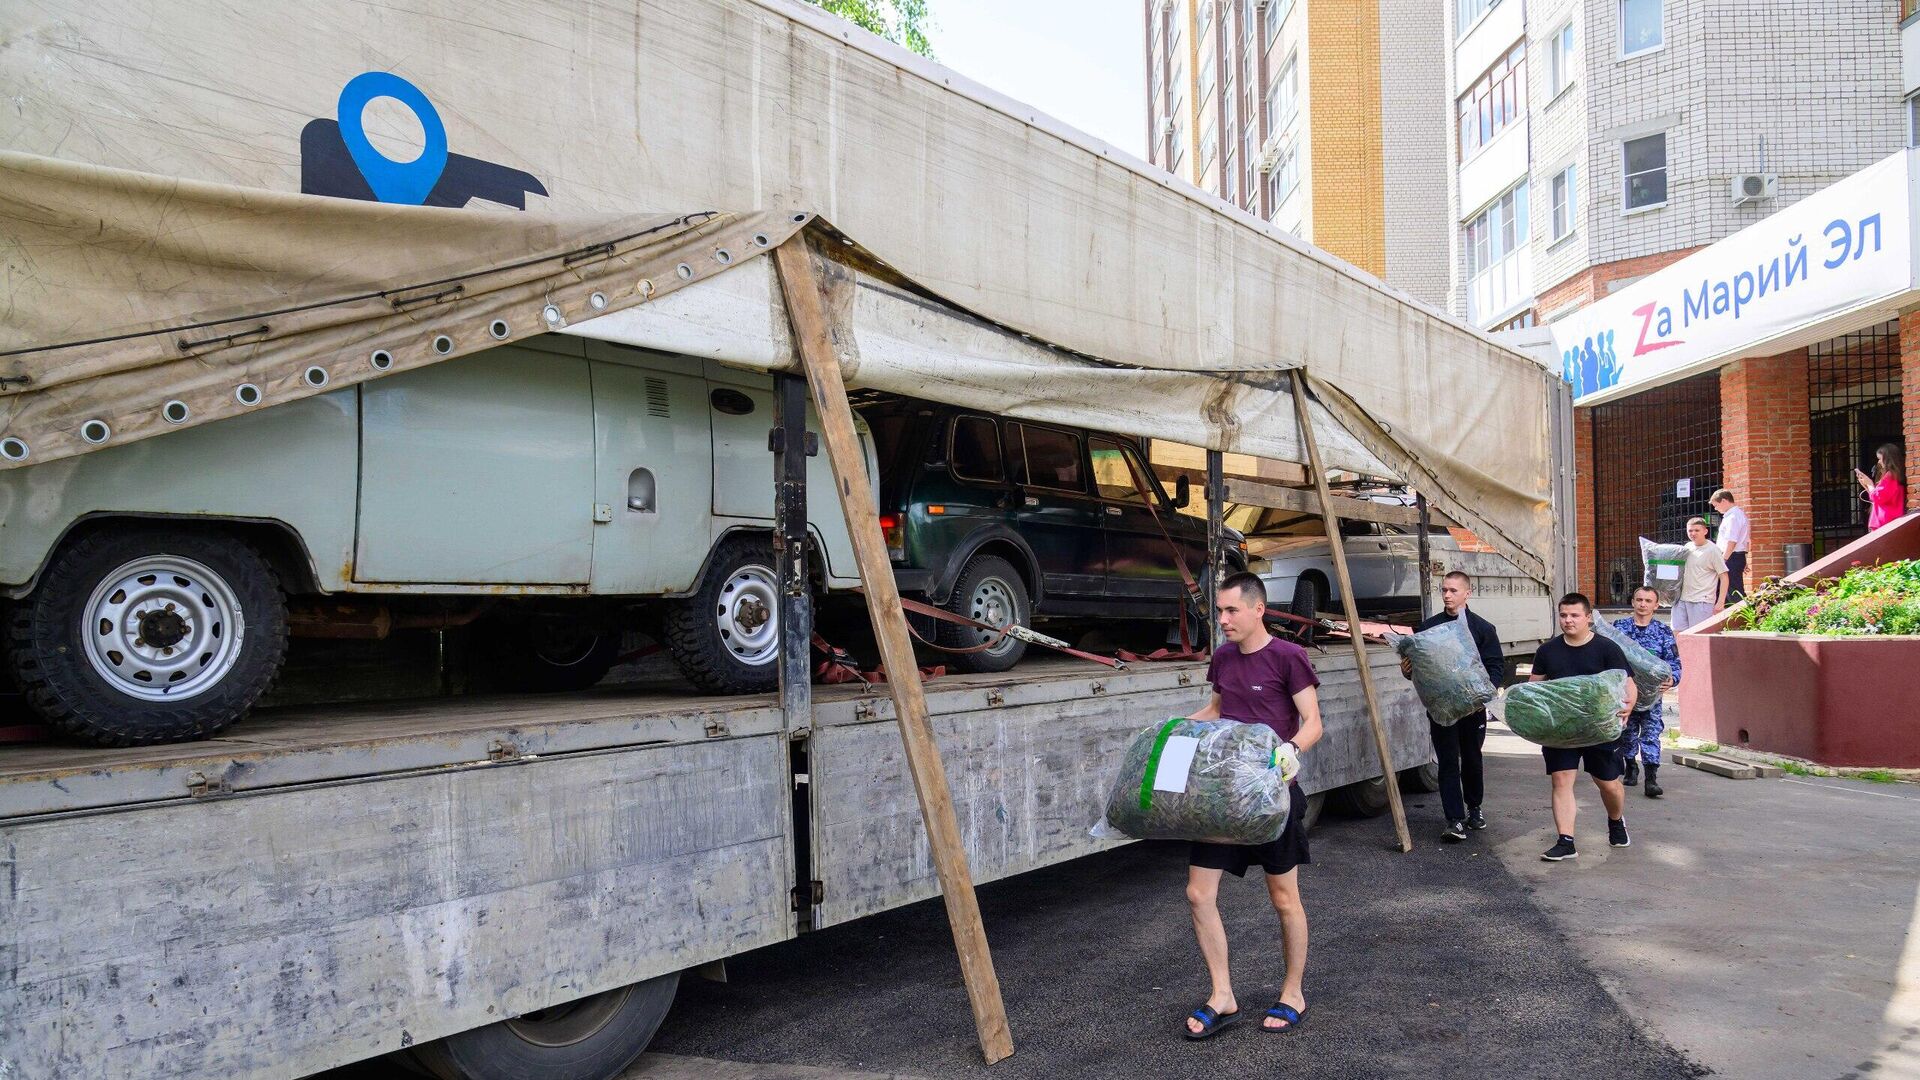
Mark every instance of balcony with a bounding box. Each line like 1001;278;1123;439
1458;120;1528;224
1467;246;1533;328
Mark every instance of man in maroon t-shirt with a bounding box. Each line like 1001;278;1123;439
1181;573;1324;1041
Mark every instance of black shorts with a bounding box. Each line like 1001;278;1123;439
1542;742;1626;781
1189;781;1311;877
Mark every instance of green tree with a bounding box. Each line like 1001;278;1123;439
803;0;935;58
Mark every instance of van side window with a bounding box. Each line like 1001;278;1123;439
950;416;1003;482
1089;438;1147;504
1009;424;1085;492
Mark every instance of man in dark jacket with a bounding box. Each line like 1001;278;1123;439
1400;571;1504;843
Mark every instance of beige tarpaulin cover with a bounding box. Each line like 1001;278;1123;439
0;0;1561;580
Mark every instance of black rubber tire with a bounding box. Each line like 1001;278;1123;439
1332;774;1391;818
663;534;781;694
1289;575;1325;620
1299;790;1327;834
407;972;680;1080
491;614;622;693
938;555;1030;674
1400;761;1442;793
6;526;287;746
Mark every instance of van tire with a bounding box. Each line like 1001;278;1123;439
1289;575;1325;619
6;526;287;746
939;555;1030;673
406;972;679;1080
492;614;622;693
663;535;782;694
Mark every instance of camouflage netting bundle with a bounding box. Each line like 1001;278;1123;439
1391;612;1496;725
1503;671;1630;749
1640;537;1690;606
1103;718;1291;845
1593;618;1673;707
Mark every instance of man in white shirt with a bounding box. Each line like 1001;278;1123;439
1672;516;1729;634
1711;489;1750;601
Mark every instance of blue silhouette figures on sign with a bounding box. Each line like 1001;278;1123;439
300;72;547;209
1562;328;1624;401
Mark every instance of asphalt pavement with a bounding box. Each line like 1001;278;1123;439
645;799;1706;1079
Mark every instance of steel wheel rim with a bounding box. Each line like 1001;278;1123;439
81;554;246;702
504;984;632;1048
529;620;603;668
716;562;779;666
966;576;1021;656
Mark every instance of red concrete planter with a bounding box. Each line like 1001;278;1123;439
1675;632;1920;767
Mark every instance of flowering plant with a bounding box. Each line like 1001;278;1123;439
1728;560;1920;636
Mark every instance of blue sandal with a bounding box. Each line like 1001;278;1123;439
1262;1001;1307;1033
1183;1003;1241;1040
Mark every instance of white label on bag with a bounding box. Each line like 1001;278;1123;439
1656;563;1681;580
1153;736;1201;792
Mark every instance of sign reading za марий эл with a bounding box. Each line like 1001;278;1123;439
1549;150;1916;407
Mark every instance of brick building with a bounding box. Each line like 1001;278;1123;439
1444;0;1913;604
1143;0;1450;306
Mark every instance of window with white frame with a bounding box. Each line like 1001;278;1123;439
1550;165;1577;241
1457;0;1497;35
1622;133;1667;210
1908;94;1920;148
1200;115;1217;173
1465;181;1529;276
1547;21;1575;97
1267;0;1292;48
1619;0;1661;57
1267;142;1300;209
1456;42;1526;160
1272;53;1299;128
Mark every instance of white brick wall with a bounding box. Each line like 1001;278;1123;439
1446;0;1904;317
1379;0;1451;306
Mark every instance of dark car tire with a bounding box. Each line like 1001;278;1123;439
663;534;782;694
7;526;287;746
1289;575;1325;620
1299;790;1327;834
1332;774;1391;818
1400;761;1442;793
490;614;623;693
939;555;1030;674
406;972;680;1080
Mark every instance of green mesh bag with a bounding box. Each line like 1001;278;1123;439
1102;718;1291;844
1392;612;1496;725
1503;670;1629;749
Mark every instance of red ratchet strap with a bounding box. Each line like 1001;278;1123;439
896;595;1127;670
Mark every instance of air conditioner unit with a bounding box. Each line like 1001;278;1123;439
1258;130;1285;173
1731;173;1778;206
1161;118;1177;137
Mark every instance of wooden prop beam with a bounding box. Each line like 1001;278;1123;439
1222;479;1421;528
773;240;1015;1064
1290;370;1414;853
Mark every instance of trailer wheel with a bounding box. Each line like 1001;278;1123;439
6;526;287;746
939;555;1030;673
492;614;622;693
1400;761;1441;793
1298;791;1326;834
1331;774;1391;818
664;534;781;694
408;972;680;1080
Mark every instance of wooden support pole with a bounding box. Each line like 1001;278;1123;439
773;240;1015;1064
1290;370;1413;853
1206;449;1225;652
1220;479;1422;528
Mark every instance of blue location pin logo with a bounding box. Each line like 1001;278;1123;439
337;72;449;205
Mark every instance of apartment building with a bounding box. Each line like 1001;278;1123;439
1143;0;1450;306
1445;0;1910;603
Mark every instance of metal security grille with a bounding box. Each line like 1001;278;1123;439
1809;321;1902;554
1590;373;1722;607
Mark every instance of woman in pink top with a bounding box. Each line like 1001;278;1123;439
1854;443;1907;531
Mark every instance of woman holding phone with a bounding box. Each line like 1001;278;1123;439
1855;444;1907;531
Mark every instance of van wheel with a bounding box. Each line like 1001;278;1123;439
407;972;679;1080
492;615;622;693
5;527;287;746
1332;774;1391;818
939;555;1030;673
664;535;781;694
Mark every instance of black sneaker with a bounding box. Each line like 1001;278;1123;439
1623;758;1640;787
1441;821;1468;843
1541;836;1578;861
1609;819;1631;847
1466;807;1488;831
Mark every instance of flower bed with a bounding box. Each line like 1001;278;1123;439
1727;560;1920;636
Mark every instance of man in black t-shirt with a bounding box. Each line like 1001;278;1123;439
1527;592;1638;862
